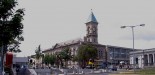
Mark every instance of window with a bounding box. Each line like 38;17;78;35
93;28;96;34
135;58;138;64
110;53;113;58
115;48;120;53
87;38;90;42
121;49;126;54
120;54;126;58
114;54;119;58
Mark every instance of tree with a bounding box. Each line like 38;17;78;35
0;0;25;52
43;54;56;66
43;54;50;65
49;54;56;65
60;47;72;68
35;45;43;64
55;52;63;68
72;55;78;62
53;47;72;68
77;43;98;68
0;0;25;74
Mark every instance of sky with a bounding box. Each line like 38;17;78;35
16;0;155;57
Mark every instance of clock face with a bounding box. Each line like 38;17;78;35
87;26;97;34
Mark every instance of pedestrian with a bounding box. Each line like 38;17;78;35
127;65;130;70
16;64;20;75
19;65;28;75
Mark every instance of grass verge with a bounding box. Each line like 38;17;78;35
135;68;155;75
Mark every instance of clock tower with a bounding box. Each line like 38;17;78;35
85;11;98;44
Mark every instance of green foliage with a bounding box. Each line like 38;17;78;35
60;47;71;61
43;54;50;65
43;54;56;65
55;52;63;67
78;43;97;61
77;43;97;68
35;45;42;60
49;54;56;65
54;47;72;68
119;68;155;75
0;0;25;52
136;68;155;75
72;55;78;62
60;47;72;67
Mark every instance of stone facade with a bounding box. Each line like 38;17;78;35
130;48;155;68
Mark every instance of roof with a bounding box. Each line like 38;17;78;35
130;48;155;54
13;57;28;63
106;45;137;50
86;11;98;23
42;38;83;53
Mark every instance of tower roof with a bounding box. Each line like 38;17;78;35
86;11;98;23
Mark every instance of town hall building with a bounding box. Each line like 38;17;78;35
42;11;133;68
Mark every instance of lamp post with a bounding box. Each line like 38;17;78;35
121;24;145;72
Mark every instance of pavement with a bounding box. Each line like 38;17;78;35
51;68;141;75
56;70;110;75
59;69;139;75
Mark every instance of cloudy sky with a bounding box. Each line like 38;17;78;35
17;0;155;57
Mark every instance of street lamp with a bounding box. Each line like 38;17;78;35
120;24;145;72
121;24;145;50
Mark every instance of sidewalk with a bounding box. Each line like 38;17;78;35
52;69;139;75
57;70;110;75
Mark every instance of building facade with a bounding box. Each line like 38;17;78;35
130;48;155;68
107;45;132;65
42;11;133;68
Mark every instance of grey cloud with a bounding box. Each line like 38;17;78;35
136;32;155;41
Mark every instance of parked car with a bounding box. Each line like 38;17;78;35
108;65;117;71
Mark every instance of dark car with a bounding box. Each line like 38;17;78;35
108;65;117;71
111;66;117;71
